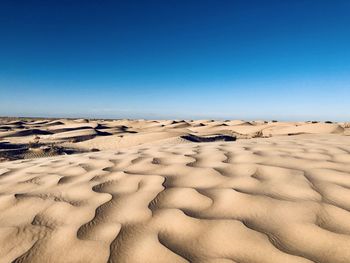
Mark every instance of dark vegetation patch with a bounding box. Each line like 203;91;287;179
181;134;236;143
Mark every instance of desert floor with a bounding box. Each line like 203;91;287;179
0;119;350;262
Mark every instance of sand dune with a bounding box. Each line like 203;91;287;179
0;118;348;161
0;118;350;262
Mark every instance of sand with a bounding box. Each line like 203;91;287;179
0;118;350;262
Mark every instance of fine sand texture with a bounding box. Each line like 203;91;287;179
1;122;350;262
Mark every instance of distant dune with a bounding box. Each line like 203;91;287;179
0;118;350;262
0;118;348;161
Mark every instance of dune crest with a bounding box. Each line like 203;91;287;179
1;118;349;161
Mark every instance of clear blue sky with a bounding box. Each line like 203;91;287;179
0;0;349;120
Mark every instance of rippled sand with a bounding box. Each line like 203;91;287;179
1;133;350;262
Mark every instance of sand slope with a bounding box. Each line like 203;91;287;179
1;134;350;262
1;118;349;161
